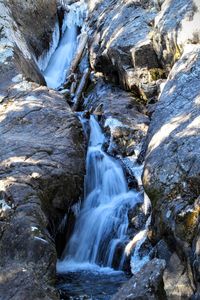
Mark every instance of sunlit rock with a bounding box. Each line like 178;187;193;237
143;45;200;298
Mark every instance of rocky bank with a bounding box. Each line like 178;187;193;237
0;1;85;299
86;0;200;298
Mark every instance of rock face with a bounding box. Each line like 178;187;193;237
2;0;59;85
153;0;200;70
0;2;85;296
143;45;200;298
112;258;166;300
0;79;85;299
6;0;58;59
88;0;165;100
143;45;200;203
0;81;85;299
0;2;18;96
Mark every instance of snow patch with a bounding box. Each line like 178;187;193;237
121;155;143;187
105;117;124;131
0;45;13;64
143;192;151;216
12;74;23;83
31;226;38;232
130;216;152;274
0;199;11;212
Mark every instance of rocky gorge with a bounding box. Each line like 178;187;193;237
0;0;200;299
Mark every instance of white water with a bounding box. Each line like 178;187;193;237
39;0;151;279
42;1;87;89
57;116;143;273
44;24;77;89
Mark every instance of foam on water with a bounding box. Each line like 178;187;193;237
58;116;143;274
57;260;123;275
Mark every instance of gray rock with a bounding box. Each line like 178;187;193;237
151;240;172;264
1;1;47;85
193;223;200;296
143;45;200;205
6;0;57;59
153;0;200;70
112;258;167;300
88;0;164;97
163;252;194;299
2;0;59;85
13;38;46;85
0;2;18;94
84;78;149;157
143;45;200;295
0;81;85;299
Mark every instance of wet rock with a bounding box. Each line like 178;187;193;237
150;239;172;264
84;78;149;157
0;81;85;299
112;258;167;300
128;203;148;237
143;45;200;296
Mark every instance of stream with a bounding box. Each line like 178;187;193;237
56;115;142;299
38;1;150;299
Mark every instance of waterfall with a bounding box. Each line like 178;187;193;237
40;0;87;89
39;0;151;287
57;116;143;273
44;24;77;89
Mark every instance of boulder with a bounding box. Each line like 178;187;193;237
193;226;200;298
112;258;166;300
1;2;47;85
6;0;58;59
0;81;85;299
143;45;200;296
163;252;194;299
2;0;61;85
84;78;149;157
88;0;165;98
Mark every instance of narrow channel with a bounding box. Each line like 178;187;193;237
38;1;150;299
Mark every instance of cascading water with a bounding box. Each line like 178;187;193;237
39;0;87;89
40;1;151;298
57;116;143;274
43;24;77;89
